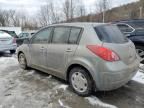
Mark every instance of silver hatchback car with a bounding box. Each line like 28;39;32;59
0;31;17;53
17;23;139;96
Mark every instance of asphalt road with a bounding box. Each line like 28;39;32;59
0;52;144;108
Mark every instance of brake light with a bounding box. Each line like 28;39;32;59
13;38;16;43
87;45;120;62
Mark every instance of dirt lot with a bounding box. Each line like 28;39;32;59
0;52;144;108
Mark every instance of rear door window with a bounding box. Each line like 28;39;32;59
94;25;128;43
68;27;81;44
52;27;71;44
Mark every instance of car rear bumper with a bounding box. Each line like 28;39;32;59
95;58;140;91
0;44;17;52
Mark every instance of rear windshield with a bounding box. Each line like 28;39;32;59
94;25;128;43
7;31;17;37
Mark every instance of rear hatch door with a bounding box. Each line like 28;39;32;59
0;31;13;45
94;24;137;65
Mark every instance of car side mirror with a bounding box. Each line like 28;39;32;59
23;38;30;44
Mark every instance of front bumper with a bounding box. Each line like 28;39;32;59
96;59;140;91
0;44;17;52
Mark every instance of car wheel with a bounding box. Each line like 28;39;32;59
10;50;16;54
18;53;28;69
136;46;144;64
69;67;93;96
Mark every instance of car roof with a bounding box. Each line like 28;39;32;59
114;19;144;23
47;22;107;28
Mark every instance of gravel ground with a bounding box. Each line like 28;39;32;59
0;52;144;108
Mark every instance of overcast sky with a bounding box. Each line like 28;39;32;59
0;0;139;15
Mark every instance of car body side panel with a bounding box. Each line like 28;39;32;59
17;23;140;91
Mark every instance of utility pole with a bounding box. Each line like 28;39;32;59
70;0;73;20
140;6;143;19
102;0;106;23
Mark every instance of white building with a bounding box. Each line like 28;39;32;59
0;27;22;35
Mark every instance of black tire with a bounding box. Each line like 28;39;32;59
18;53;28;69
69;67;93;96
136;46;144;64
10;50;16;54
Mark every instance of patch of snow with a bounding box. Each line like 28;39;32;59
58;99;63;106
11;105;15;108
58;99;71;108
47;75;52;79
0;57;18;65
132;71;144;84
56;90;58;94
58;85;68;91
53;84;68;91
0;57;18;72
85;96;117;108
135;96;144;104
25;70;35;76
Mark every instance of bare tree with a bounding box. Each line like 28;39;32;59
49;2;60;23
76;1;86;18
95;0;111;22
63;0;70;21
140;0;144;7
0;10;7;26
140;0;144;18
0;8;38;30
9;10;21;26
38;5;50;26
38;1;61;26
63;0;76;21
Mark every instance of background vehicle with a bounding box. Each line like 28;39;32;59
17;31;36;46
0;31;17;54
0;30;18;38
114;19;144;63
17;23;139;96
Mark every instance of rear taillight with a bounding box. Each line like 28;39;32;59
87;45;120;62
13;38;16;43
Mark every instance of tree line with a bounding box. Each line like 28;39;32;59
0;0;142;30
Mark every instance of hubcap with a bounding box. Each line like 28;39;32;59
19;54;26;67
136;49;144;62
71;72;88;93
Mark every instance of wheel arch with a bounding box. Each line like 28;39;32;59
66;63;97;90
17;51;29;66
18;51;24;57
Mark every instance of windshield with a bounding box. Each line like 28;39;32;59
94;25;128;43
18;33;29;38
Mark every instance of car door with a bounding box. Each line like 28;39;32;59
29;27;52;69
46;26;82;77
66;27;83;64
46;26;71;76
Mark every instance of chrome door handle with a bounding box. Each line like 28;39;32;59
66;48;72;52
40;47;44;50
